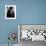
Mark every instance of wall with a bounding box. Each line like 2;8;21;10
0;0;17;44
0;0;46;44
17;0;46;24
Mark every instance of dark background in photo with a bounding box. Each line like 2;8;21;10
7;7;15;18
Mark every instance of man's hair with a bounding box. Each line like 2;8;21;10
9;7;13;9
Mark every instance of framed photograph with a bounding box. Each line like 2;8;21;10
18;24;46;42
5;5;16;19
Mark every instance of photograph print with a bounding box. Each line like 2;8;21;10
5;5;16;19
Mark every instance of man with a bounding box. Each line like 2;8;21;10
7;7;15;18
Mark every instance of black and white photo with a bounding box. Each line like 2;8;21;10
5;5;16;19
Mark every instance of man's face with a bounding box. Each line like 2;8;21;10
9;7;14;13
